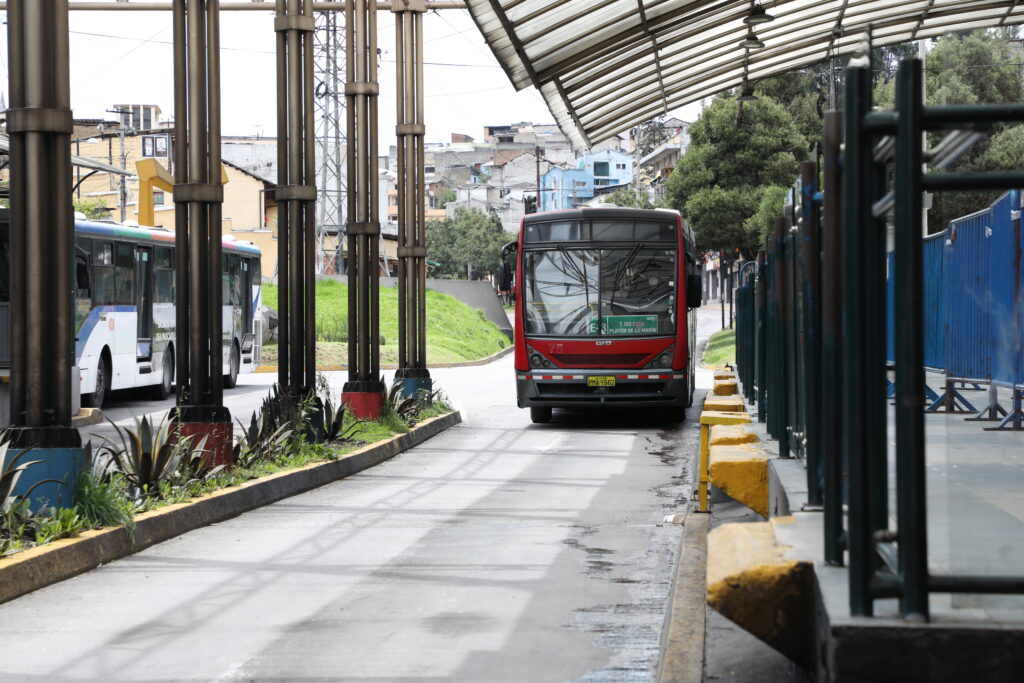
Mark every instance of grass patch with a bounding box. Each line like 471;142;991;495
702;328;736;367
262;280;509;366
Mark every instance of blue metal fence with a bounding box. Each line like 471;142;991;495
888;189;1024;397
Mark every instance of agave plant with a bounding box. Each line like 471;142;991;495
231;411;294;469
93;415;197;493
387;383;419;423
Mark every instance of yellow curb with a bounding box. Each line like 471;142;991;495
712;379;739;396
713;371;736;380
709;444;769;517
703;395;745;412
700;410;751;425
706;522;813;665
709;424;759;446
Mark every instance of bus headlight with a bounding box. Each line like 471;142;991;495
542;359;552;369
659;354;671;367
530;354;543;368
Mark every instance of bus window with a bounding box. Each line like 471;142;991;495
223;254;242;306
155;247;174;303
94;242;113;266
75;255;91;300
114;243;135;305
93;242;115;304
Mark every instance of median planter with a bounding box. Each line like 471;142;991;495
0;411;461;606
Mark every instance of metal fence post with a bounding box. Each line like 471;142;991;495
822;110;845;565
755;249;767;422
800;160;823;505
894;58;929;621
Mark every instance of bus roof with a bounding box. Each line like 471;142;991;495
523;207;681;224
75;220;261;257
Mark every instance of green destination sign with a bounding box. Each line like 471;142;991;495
588;315;659;335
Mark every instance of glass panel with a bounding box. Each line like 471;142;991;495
599;248;675;335
94;242;113;266
155;270;174;304
592;220;634;241
524;249;598;336
523;220;584;243
524;247;676;337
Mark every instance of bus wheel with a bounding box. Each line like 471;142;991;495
150;348;173;400
530;406;551;424
224;342;240;389
84;355;109;409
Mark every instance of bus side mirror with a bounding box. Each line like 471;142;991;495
686;273;702;308
501;240;517;260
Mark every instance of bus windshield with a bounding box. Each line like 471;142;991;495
524;247;676;337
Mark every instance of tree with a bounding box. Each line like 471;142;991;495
602;187;655;209
662;94;806;254
634;116;673;156
425;208;513;279
873;29;1024;232
73;197;111;220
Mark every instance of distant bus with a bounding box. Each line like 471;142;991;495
508;207;701;423
0;213;262;409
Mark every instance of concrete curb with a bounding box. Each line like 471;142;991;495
0;411;461;606
659;511;710;683
255;345;513;373
71;408;103;428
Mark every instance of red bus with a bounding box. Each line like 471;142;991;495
509;207;702;423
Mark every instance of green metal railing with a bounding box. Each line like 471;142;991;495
733;57;1024;621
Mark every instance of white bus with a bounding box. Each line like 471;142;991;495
0;212;262;409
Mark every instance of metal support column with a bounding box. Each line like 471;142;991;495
893;58;929;621
341;0;385;418
393;0;431;399
799;160;823;505
171;0;232;468
275;0;318;392
5;0;87;508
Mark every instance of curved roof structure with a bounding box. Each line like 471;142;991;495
466;0;1024;149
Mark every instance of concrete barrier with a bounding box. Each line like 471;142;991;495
709;444;769;517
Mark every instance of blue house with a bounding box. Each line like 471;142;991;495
578;149;633;189
539;166;593;212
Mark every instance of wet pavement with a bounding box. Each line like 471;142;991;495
0;311;721;682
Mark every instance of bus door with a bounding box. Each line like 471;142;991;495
135;246;153;361
239;256;256;363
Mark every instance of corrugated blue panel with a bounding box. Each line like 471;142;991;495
988;190;1023;388
922;232;946;371
944;206;992;380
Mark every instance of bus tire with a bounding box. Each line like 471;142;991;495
84;353;109;409
530;406;551;424
150;348;173;400
224;342;240;389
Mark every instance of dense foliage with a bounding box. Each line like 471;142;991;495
426;207;513;279
663;95;807;255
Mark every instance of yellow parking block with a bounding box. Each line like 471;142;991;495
709;444;769;517
706;522;813;664
704;394;745;412
713;379;739;396
709;424;759;446
697;411;751;512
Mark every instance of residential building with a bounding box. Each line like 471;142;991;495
539;166;593;212
445;184;525;233
639;123;691;201
578;149;633;190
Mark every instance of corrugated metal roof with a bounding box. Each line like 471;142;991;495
465;0;1024;149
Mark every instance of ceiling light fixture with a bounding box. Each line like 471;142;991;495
737;81;759;102
744;4;775;26
739;30;765;49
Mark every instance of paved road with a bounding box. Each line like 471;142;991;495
1;310;721;682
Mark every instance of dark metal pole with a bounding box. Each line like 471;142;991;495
275;0;290;388
287;0;304;389
302;0;317;389
755;249;767;422
843;64;874;616
800;160;823;506
173;0;190;402
821;110;845;565
207;0;224;405
894;58;929;621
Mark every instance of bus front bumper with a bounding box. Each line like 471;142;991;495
516;370;688;409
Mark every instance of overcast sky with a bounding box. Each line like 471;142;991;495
0;7;701;153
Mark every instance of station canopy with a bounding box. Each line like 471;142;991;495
465;0;1024;150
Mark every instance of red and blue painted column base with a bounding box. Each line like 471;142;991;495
394;367;432;400
8;426;89;511
174;405;233;471
342;380;386;420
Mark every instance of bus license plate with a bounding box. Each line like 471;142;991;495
587;376;616;388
